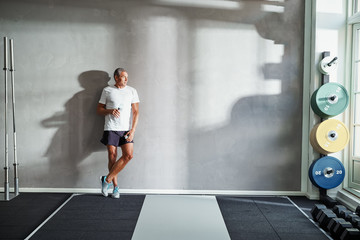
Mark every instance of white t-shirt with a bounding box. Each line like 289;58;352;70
99;85;140;131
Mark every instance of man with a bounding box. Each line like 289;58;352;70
97;68;139;198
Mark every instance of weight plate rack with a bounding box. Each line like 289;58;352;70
309;52;349;201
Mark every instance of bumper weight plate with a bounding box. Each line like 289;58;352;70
311;83;349;118
310;119;349;154
309;156;345;189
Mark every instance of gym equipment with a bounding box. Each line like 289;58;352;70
355;205;360;216
339;209;354;219
315;208;334;222
340;228;360;240
327;217;347;235
321;194;339;208
310;119;349;155
333;221;353;239
319;56;338;75
9;39;19;196
311;82;349;118
311;204;327;220
312;202;360;239
318;210;337;229
333;205;348;216
353;219;360;229
309;156;345;189
309;51;348;209
2;37;19;201
3;37;10;200
309;52;353;238
345;214;360;226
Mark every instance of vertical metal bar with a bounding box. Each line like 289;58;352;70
319;51;330;201
3;37;9;201
321;51;330;85
9;39;19;196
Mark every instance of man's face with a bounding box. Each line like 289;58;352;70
115;71;128;86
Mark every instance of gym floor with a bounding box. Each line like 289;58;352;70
0;193;330;240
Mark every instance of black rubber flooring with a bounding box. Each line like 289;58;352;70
0;193;71;239
0;193;329;240
30;194;145;240
217;196;328;240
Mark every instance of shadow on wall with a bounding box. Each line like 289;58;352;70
41;70;109;186
187;1;304;191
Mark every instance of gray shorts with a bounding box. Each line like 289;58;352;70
100;131;134;147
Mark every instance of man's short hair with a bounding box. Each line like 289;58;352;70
114;68;126;79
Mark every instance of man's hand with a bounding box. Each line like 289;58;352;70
125;130;135;142
96;104;121;118
110;109;120;118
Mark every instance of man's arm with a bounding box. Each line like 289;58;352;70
96;103;120;118
126;102;139;141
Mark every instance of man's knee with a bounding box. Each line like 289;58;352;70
108;150;117;162
123;153;133;162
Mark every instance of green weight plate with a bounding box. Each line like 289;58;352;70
311;83;349;118
310;89;320;115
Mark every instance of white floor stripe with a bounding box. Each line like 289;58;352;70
285;196;333;240
24;193;78;240
132;195;231;240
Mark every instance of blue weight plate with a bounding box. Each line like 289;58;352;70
308;163;318;188
309;156;345;189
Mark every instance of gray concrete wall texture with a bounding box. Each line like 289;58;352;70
0;0;304;191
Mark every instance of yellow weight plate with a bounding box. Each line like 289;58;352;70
310;119;349;154
310;123;323;153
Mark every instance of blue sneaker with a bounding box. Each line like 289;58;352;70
100;176;111;197
112;186;120;199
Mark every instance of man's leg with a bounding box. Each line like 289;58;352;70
106;143;133;183
107;145;118;186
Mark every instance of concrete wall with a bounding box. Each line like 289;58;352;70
0;0;305;191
